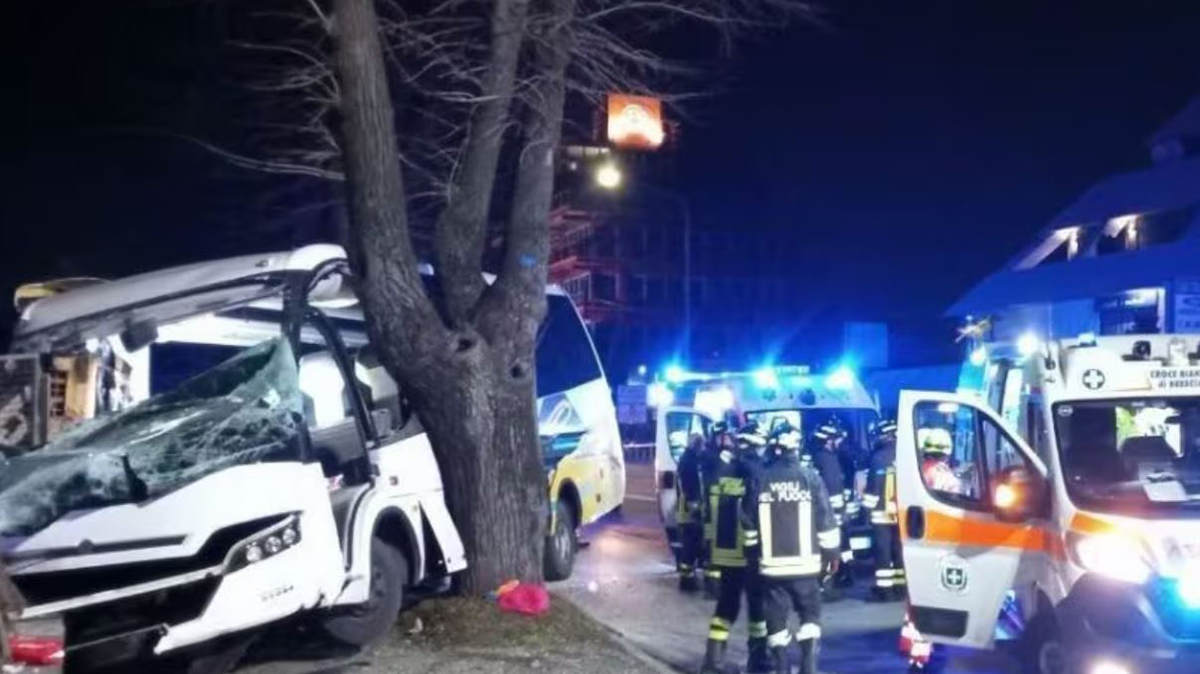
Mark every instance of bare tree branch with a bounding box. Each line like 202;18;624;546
433;0;531;324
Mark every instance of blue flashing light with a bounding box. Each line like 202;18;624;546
825;365;856;390
636;364;648;377
753;366;780;390
969;346;988;366
1178;573;1200;610
664;364;686;384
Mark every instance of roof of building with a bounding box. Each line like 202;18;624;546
1150;94;1200;147
1045;155;1200;229
948;237;1200;316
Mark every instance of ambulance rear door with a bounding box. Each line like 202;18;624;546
896;390;1050;649
655;407;714;529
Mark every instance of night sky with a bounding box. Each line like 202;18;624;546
4;1;1200;340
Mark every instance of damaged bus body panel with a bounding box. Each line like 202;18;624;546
0;245;466;671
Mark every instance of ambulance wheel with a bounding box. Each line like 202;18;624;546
323;537;407;646
544;499;577;581
1020;612;1072;674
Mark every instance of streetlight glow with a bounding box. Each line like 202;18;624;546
595;162;623;190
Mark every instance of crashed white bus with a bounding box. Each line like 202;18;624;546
0;244;623;672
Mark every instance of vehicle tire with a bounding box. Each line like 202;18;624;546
543;500;577;582
322;537;408;647
1020;611;1073;674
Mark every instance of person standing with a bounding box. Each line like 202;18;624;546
862;419;905;601
810;418;850;598
676;432;707;592
702;422;732;598
743;421;840;674
700;423;770;674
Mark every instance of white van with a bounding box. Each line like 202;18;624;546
897;335;1200;674
653;365;878;557
0;245;621;671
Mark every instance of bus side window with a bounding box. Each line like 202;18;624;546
535;295;602;397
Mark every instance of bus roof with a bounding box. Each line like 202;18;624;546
15;244;567;341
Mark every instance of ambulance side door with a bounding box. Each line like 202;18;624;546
896;390;1049;649
655;407;714;529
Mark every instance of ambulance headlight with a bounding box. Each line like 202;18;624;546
1070;533;1151;585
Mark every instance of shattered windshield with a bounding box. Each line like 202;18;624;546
1055;397;1200;517
0;338;303;536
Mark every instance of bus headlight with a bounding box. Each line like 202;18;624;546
227;515;302;572
1070;533;1151;585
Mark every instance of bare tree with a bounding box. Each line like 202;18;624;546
215;0;811;593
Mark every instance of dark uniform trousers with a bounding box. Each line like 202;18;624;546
762;577;823;647
708;565;767;642
872;522;905;590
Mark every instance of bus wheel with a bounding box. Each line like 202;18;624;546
323;537;407;646
543;500;577;581
1021;612;1070;674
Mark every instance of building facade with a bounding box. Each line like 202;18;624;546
951;96;1200;342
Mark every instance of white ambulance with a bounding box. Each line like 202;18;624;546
898;334;1200;674
652;365;879;557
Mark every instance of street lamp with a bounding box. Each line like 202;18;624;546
595;162;623;190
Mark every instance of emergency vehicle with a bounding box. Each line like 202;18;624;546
898;334;1200;674
652;364;879;558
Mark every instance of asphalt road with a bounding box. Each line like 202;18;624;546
553;461;1020;674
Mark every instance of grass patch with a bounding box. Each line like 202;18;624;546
397;596;612;652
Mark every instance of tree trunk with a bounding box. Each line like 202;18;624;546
408;347;547;594
331;0;551;594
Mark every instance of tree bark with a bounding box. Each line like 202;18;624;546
331;0;550;594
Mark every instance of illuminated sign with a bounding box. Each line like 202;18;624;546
607;94;664;150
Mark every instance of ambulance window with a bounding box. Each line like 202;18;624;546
665;411;709;462
912;402;989;509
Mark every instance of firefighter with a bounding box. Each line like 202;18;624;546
743;419;840;674
862;419;904;601
700;423;770;674
676;432;707;592
810;418;853;596
702;422;732;598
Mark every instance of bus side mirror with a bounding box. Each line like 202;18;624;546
991;466;1047;523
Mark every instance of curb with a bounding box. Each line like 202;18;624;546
556;594;686;674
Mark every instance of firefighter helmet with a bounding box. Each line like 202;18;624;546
917;428;953;456
812;416;846;444
769;420;802;454
736;422;767;450
870;418;898;446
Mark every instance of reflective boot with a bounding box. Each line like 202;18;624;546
798;639;819;674
746;637;772;674
770;646;790;674
699;639;730;674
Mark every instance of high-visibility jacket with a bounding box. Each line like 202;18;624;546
862;442;899;525
676;443;705;524
742;453;840;579
708;449;760;568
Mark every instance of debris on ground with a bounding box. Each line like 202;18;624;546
496;583;550;617
239;595;665;674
